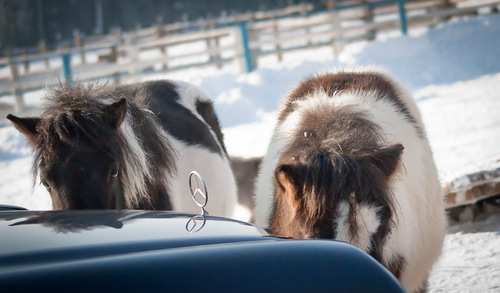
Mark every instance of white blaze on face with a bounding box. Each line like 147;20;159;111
335;201;381;252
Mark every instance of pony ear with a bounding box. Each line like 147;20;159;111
6;114;41;144
106;98;127;129
274;164;303;205
370;144;404;177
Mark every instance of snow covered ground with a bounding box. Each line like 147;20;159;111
429;212;500;292
1;12;500;292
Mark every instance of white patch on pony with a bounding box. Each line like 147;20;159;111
171;80;212;113
253;111;301;227
119;114;154;208
171;80;226;155
164;134;237;218
335;201;381;252
335;202;352;243
313;67;423;127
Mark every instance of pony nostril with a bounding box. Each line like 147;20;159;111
303;130;315;138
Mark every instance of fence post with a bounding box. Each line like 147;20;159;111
109;45;118;63
362;0;375;40
73;29;85;64
273;20;283;62
326;0;336;10
12;88;25;112
22;49;30;73
8;58;19;81
7;55;25;112
111;44;120;83
237;22;254;73
208;36;222;69
126;32;139;79
330;12;343;58
62;53;73;85
207;20;221;69
114;27;123;45
156;17;168;66
39;40;49;69
398;0;408;35
155;16;166;38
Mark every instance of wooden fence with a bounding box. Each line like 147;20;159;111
1;0;499;112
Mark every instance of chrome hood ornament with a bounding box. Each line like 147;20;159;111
186;171;209;233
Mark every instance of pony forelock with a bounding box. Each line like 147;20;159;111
119;114;154;208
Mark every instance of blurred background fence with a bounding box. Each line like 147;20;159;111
1;0;499;112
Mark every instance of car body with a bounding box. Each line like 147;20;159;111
0;206;405;292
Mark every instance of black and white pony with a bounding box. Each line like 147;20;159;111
7;80;237;217
253;68;446;292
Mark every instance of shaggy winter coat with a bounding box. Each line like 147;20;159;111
254;68;447;292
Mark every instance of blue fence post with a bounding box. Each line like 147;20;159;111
238;22;254;73
62;53;73;85
398;0;408;35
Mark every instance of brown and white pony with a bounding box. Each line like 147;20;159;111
253;68;446;292
7;80;237;217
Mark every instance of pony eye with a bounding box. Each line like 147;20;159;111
41;181;50;189
110;168;119;178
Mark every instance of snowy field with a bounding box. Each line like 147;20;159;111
1;13;500;292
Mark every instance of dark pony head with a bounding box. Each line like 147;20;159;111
7;83;168;210
270;105;403;263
